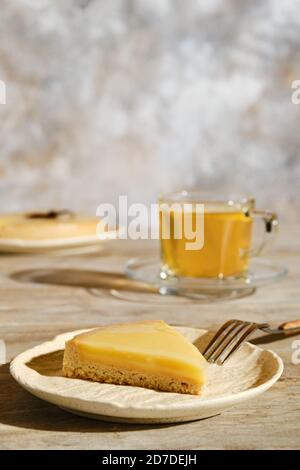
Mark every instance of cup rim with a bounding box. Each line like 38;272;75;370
159;190;255;207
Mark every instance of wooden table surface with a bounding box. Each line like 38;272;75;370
0;225;300;450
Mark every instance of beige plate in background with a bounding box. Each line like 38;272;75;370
10;327;283;424
0;230;119;254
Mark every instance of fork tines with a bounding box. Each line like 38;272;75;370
202;320;261;365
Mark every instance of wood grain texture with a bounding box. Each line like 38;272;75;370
0;225;300;449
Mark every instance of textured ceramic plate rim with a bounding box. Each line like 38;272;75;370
10;327;284;421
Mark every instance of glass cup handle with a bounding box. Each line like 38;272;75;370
249;210;278;257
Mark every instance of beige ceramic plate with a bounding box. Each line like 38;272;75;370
10;327;283;424
0;230;118;254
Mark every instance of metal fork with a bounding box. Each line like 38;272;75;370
202;319;300;365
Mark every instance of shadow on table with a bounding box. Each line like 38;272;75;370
10;268;158;294
0;363;179;432
10;268;256;303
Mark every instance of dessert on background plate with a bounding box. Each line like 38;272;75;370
0;210;118;253
63;320;207;395
0;210;102;240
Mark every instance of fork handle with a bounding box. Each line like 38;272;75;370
278;319;300;331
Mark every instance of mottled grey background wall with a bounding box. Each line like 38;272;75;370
0;0;300;220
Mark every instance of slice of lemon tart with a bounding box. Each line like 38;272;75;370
62;320;207;395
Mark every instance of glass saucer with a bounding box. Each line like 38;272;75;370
124;257;288;300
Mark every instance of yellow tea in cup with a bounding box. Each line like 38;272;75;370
159;193;277;279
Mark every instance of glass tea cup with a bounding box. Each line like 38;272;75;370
159;192;278;279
